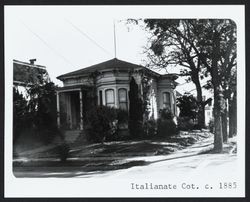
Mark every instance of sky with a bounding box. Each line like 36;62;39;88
5;6;202;94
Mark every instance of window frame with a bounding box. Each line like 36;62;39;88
118;88;128;110
163;92;171;110
105;89;115;107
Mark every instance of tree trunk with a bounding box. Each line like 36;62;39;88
198;105;205;129
228;99;233;138
221;107;228;143
211;31;223;153
229;92;237;137
213;91;223;152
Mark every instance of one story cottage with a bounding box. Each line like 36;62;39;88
56;58;178;130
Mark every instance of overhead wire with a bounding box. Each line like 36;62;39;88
21;20;76;68
65;19;112;57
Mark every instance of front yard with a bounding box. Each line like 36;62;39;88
12;130;235;178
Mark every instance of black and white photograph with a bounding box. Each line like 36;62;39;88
4;5;245;198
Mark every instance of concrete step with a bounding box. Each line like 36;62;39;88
64;130;81;143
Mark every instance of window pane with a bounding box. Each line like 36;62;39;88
106;89;114;104
118;89;127;110
163;92;171;110
119;89;127;102
163;92;170;104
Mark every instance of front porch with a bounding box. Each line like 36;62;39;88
56;85;94;130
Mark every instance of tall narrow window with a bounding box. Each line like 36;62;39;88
99;90;103;106
105;89;115;107
118;88;128;110
163;92;171;110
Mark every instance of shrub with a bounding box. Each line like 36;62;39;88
129;120;143;138
84;106;118;143
157;119;177;137
159;108;174;120
117;109;129;127
143;118;157;137
177;117;196;131
157;109;177;137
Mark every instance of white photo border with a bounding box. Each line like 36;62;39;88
4;5;245;198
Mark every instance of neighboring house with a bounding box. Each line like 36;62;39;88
176;90;213;126
13;59;50;94
175;90;183;117
56;58;178;130
203;95;213;126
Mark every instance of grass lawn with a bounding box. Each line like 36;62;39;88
13;131;212;170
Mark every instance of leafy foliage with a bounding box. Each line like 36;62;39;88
13;87;28;144
138;19;236;151
117;109;129;125
26;82;61;143
177;117;196;131
142;19;211;128
13;80;62;145
177;93;198;119
84;106;118;143
143;118;158;137
157;109;177;137
141;76;151;120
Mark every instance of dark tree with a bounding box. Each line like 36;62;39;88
177;93;199;120
142;19;210;129
191;19;237;151
136;19;236;152
13;87;28;145
128;77;143;138
27;81;62;143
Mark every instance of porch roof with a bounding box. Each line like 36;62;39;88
56;84;93;92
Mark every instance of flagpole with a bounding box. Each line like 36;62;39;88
113;20;117;58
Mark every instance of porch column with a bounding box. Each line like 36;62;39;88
56;91;60;128
79;90;84;130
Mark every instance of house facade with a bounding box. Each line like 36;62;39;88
56;58;178;130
